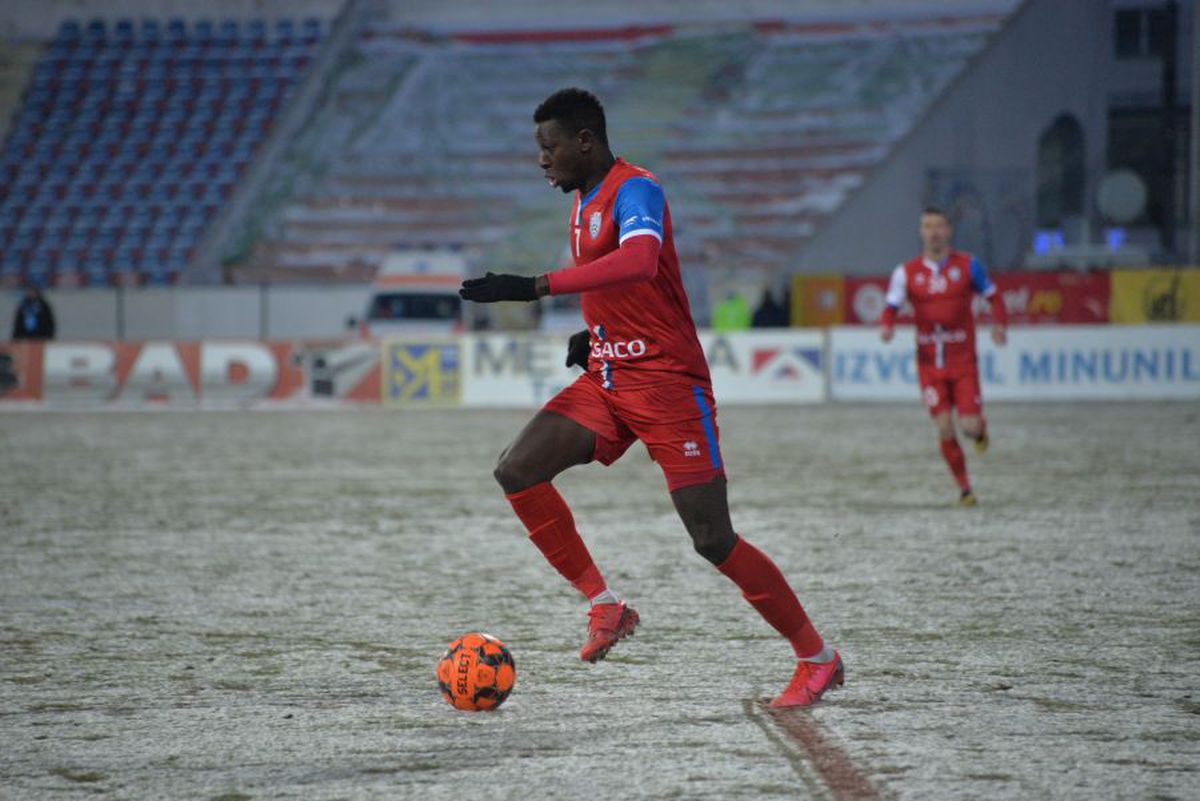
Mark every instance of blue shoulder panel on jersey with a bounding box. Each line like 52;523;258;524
579;181;603;209
969;257;995;293
614;177;665;242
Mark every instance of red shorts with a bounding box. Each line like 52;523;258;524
918;362;983;417
542;375;725;492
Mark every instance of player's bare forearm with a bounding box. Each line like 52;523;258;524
986;291;1007;331
880;304;898;342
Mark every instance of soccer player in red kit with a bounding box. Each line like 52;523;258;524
459;88;841;707
880;207;1007;506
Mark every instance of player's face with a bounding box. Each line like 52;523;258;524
536;120;585;194
920;213;952;253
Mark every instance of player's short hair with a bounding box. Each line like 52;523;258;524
922;205;951;222
534;88;608;145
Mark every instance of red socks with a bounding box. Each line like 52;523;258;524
717;536;824;659
507;486;826;660
939;438;970;491
506;482;607;600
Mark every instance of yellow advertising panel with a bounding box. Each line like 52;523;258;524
382;339;462;406
1110;268;1200;323
790;274;844;327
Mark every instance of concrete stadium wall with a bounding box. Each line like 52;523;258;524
4;285;370;340
0;0;346;41
794;0;1195;275
795;0;1106;275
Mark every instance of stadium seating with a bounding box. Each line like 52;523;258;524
237;29;662;280
239;14;1001;284
0;16;324;287
658;17;998;271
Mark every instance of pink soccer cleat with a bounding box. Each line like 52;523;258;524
769;651;844;708
579;601;639;662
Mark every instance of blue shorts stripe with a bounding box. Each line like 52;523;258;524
691;385;722;470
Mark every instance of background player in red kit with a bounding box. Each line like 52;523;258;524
459;88;841;707
880;207;1007;506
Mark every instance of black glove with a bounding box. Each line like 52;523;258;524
565;329;590;368
459;273;538;303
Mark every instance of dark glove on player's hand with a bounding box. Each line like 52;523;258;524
565;329;590;368
459;273;538;303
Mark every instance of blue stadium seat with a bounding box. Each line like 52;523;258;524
166;18;187;44
82;256;110;286
166;246;191;269
66;231;91;252
114;19;135;43
244;19;267;43
193;19;214;45
59;20;82;42
143;262;172;285
42;220;68;240
145;230;173;250
0;254;23;281
25;255;53;287
275;18;295;44
0;12;313;285
218;19;239;43
140;19;161;42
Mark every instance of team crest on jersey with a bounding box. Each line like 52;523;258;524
588;211;602;239
914;273;926;285
948;266;961;281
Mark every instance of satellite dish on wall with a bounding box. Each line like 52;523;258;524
1096;169;1148;224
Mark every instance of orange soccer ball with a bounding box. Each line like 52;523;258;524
436;632;516;711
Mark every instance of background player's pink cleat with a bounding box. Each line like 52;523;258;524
579;601;639;662
769;652;844;708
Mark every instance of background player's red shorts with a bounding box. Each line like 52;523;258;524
542;375;724;492
918;362;983;417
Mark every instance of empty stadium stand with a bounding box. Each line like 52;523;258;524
0;7;1007;289
0;16;323;287
235;12;1004;288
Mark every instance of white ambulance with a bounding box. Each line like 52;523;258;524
353;251;466;339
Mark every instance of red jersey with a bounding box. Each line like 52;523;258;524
885;250;998;369
567;158;710;388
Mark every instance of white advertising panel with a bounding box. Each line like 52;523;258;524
461;334;575;408
704;331;825;404
460;331;825;408
831;324;1200;401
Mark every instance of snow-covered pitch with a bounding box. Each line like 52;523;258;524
2;403;1196;800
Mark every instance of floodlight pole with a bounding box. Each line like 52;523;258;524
1190;0;1200;264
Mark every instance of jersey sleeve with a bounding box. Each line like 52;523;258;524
614;177;664;245
884;264;907;308
969;257;997;296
